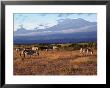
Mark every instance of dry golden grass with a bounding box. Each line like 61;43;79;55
14;49;97;75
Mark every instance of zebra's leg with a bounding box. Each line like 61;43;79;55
91;51;93;55
35;51;39;56
79;49;82;57
37;52;39;56
79;51;82;57
23;53;25;58
86;49;89;56
82;50;85;56
80;52;83;58
80;53;82;58
20;52;21;57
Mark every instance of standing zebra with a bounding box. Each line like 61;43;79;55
20;48;39;58
80;47;93;55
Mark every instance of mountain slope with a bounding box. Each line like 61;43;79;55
14;18;97;44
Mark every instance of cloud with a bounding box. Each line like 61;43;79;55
57;13;96;18
14;13;97;31
15;24;96;37
57;13;72;18
39;24;44;26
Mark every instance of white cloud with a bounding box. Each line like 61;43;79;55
14;25;96;37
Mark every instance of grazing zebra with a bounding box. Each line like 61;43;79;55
20;49;39;58
32;46;39;51
80;47;93;55
86;48;93;55
53;46;58;50
38;46;53;51
15;48;23;52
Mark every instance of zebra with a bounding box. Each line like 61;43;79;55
20;49;39;58
86;48;93;55
32;46;39;51
80;47;93;56
15;48;23;52
52;46;58;50
38;46;53;51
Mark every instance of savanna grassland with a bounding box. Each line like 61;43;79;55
13;43;97;75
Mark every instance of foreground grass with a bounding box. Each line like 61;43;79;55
14;50;97;75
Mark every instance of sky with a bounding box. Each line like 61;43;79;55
14;13;97;31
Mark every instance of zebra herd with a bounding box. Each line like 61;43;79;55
15;46;58;58
15;46;94;58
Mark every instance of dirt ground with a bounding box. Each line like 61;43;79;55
13;49;97;75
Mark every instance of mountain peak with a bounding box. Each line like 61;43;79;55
14;18;96;35
77;18;85;20
17;27;26;31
